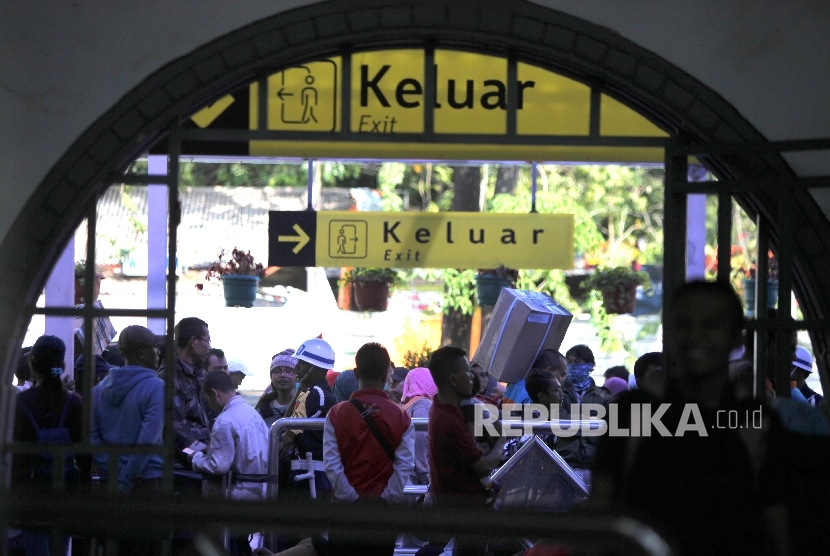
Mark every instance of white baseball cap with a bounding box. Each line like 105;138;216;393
227;358;249;376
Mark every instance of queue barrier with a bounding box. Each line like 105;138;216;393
261;417;657;555
266;417;607;500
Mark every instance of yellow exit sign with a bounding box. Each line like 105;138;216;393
269;211;574;269
184;48;667;161
249;49;591;136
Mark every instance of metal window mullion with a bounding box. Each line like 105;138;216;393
776;189;794;398
506;56;517;137
106;173;172;186
258;75;268;132
4;443;165;456
79;200;97;490
163;119;182;494
423;46;435;137
178;126;669;147
33;307;169;318
747;318;830;331
669;136;830;156
662;147;688;377
680;175;830;193
50;525;63;556
530;162;538;213
341;48;351;135
662;153;688;278
107;451;118;494
716;191;732;283
754;217;770;399
589;88;601;137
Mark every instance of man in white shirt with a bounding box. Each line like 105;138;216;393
190;370;269;556
191;370;269;498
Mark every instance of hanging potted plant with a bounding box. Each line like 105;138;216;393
583;266;650;315
200;248;265;308
340;268;402;311
739;251;778;316
474;266;519;306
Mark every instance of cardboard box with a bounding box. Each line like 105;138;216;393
472;289;572;383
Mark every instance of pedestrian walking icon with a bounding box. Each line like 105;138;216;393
329;220;367;259
270;60;337;131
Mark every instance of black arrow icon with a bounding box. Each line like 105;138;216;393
277;88;293;101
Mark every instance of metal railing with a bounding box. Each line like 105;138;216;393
267;417;608;499
1;491;673;556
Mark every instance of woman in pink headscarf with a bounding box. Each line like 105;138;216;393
401;367;437;485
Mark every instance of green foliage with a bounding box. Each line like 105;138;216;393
179;162;303;188
74;259;88;278
96;184;147;264
516;269;580;313
377;162;405;211
402;342;433;369
441;269;477;316
340;267;403;287
564;165;664;267
126;160;147;175
321;162;362;184
121;188;147;235
587;290;633;355
636;319;661;341
582;267;650;292
512;165;664;267
177;161;365;188
401;163;455;211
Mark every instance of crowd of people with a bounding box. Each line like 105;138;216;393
9;281;830;556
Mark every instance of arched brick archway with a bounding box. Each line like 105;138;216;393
2;0;829;391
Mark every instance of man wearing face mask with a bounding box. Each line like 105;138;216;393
555;344;611;487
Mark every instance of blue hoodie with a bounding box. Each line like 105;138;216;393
92;365;165;493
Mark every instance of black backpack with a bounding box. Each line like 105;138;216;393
19;394;79;485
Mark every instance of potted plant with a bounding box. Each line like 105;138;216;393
475;266;519;306
202;248;265;307
582;266;650;314
739;251;778;316
340;267;402;311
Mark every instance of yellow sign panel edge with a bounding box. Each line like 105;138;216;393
516;62;591;136
600;94;669;138
251;140;666;163
313;211;574;270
